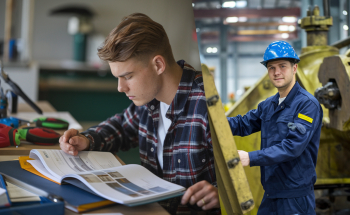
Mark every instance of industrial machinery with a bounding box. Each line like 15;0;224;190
224;0;350;214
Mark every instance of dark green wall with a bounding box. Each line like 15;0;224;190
39;69;132;121
39;69;140;164
39;89;132;121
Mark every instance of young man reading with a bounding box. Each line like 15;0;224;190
227;41;323;214
59;13;219;214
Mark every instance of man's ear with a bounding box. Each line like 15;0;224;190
293;64;298;75
152;55;166;75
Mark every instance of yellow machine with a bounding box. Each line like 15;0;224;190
223;2;350;214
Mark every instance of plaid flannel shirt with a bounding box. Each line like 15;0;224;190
82;60;217;214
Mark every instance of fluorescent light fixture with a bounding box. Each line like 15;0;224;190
222;1;236;8
206;47;213;53
238;17;248;22
278;25;289;31
212;47;218;53
226;17;239;23
288;25;296;32
343;10;348;15
343;25;349;30
281;33;289;39
282;16;297;23
236;1;247;8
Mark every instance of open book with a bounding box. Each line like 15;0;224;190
28;149;186;206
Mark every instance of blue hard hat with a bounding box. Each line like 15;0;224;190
260;41;300;67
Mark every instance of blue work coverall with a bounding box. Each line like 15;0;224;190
227;82;323;215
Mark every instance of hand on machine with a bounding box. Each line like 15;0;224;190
0;124;60;148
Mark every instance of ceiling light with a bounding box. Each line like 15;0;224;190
226;17;238;23
196;28;200;32
238;17;248;22
236;1;247;8
282;16;297;23
222;1;236;8
206;47;213;53
343;25;349;30
343;10;348;15
212;47;218;53
288;25;296;32
192;3;195;7
278;25;289;31
281;33;289;39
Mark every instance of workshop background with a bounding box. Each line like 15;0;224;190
191;0;350;214
193;0;349;105
0;0;200;164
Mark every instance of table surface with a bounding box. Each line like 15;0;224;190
0;101;169;215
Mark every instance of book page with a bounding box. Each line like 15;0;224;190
7;182;41;202
27;160;61;183
29;149;122;181
65;164;185;205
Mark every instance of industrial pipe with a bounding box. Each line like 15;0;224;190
331;37;350;49
323;0;330;17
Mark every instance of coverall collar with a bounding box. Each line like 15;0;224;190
271;81;301;108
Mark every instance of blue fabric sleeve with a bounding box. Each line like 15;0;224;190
249;100;321;166
227;102;263;136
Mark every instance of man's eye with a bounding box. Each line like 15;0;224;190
125;76;132;80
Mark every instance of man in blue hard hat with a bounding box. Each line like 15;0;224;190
227;41;323;214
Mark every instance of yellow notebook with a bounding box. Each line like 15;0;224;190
19;156;60;185
18;156;114;212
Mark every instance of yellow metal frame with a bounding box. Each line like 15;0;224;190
202;64;254;214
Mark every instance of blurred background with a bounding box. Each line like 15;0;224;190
0;0;200;120
0;0;200;164
192;0;350;109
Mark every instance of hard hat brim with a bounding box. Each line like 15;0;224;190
261;57;300;68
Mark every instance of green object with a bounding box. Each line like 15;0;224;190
73;33;87;62
33;117;69;129
14;132;20;146
17;129;27;141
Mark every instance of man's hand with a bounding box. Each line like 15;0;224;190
181;180;219;210
238;150;250;166
59;129;90;156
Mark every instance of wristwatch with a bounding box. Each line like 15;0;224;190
83;133;94;151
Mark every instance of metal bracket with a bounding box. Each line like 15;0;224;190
241;199;254;210
206;95;219;106
227;157;240;169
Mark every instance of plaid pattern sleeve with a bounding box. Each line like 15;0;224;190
81;103;144;152
81;60;218;214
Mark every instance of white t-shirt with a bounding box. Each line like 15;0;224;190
157;102;171;169
278;97;286;105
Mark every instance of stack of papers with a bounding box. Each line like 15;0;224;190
7;182;41;203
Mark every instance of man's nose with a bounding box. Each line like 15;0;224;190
274;68;282;76
118;79;128;93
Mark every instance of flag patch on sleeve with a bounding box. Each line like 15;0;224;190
298;113;313;123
